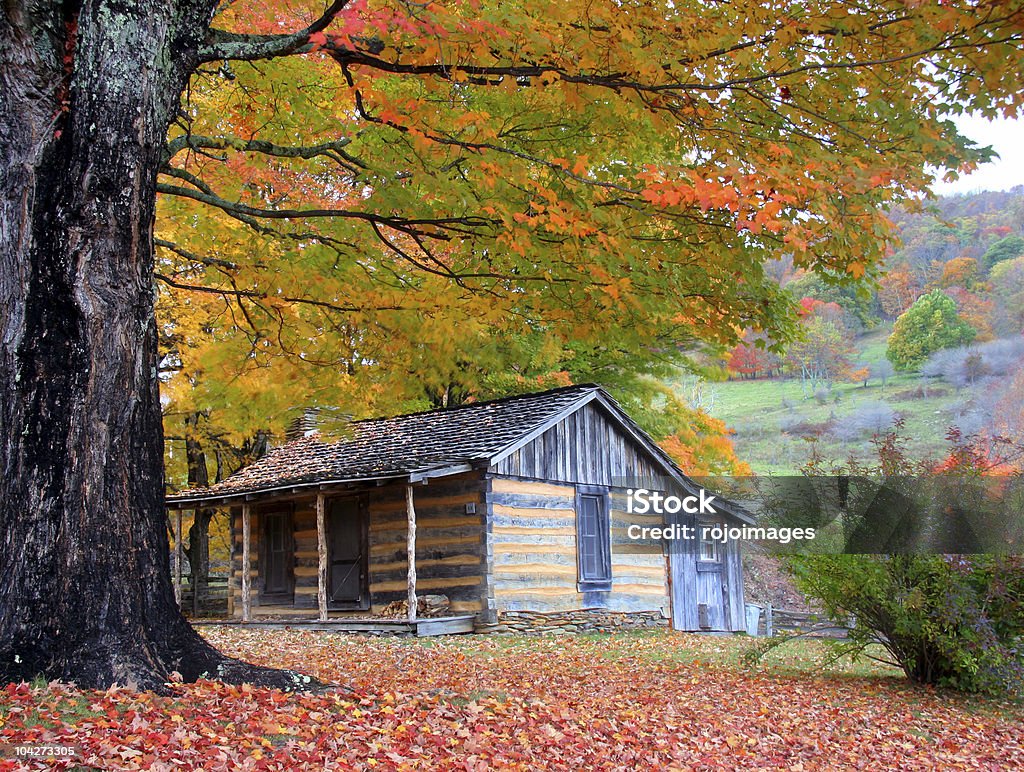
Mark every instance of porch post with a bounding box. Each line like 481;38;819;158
172;508;183;607
316;493;328;622
225;509;235;617
406;483;417;623
241;503;252;622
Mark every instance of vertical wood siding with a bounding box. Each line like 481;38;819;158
668;516;746;632
493;403;666;487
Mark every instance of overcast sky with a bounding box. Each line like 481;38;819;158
931;114;1024;195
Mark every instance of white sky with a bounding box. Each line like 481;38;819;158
931;114;1024;195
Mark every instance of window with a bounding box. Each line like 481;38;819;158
698;521;721;563
576;486;611;591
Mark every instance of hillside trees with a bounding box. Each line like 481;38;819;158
882;191;1024;303
983;234;1024;270
727;330;782;380
887;290;977;371
3;0;1024;690
785;300;858;393
878;268;922;318
989;256;1024;333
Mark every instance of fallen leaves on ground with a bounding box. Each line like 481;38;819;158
1;630;1021;770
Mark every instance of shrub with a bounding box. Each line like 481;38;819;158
949;392;998;437
751;425;1024;696
869;359;894;387
784;555;1024;695
890;385;950;402
922;337;1024;388
779;414;831;438
832;401;897;441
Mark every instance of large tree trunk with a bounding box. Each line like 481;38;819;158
183;416;216;615
0;1;302;691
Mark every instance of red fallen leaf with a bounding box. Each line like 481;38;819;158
4;630;1022;769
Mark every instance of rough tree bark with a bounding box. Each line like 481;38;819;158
0;0;305;691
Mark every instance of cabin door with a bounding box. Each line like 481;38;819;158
328;497;369;610
261;511;294;601
669;515;731;631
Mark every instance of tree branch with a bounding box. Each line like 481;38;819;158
155;238;237;270
154;181;494;236
154;272;407;314
199;0;351;62
165;134;366;170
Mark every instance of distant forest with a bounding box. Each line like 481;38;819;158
712;187;1024;472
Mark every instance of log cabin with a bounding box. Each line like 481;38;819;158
166;384;750;634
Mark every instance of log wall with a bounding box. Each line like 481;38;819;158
229;473;488;616
366;474;486;615
486;477;668;615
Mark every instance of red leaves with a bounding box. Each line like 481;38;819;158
2;631;1022;769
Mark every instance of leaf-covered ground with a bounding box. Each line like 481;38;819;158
2;630;1021;770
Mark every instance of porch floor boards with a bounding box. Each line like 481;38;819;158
193;614;476;637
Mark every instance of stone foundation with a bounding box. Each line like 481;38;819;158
479;609;669;635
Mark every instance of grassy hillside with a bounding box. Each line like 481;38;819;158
697;325;971;475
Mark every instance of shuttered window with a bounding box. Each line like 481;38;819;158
576;486;611;591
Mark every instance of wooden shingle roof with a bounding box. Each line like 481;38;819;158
167;384;608;505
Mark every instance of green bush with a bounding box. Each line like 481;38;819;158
756;427;1024;696
786;554;1024;695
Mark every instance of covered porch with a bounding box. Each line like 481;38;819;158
167;470;485;634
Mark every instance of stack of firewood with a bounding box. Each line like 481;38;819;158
377;594;450;618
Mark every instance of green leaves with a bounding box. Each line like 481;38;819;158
886;290;977;371
156;0;1024;455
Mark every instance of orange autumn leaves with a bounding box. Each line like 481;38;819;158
3;631;1023;770
155;0;1024;469
661;412;752;477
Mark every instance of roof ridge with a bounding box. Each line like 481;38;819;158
167;383;616;504
346;382;603;426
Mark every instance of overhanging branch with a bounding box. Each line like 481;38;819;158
155;238;237;270
155;181;494;237
154;272;407;314
199;0;351;62
165;134;366;170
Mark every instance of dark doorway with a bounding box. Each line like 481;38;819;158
328;497;369;610
261;510;294;601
